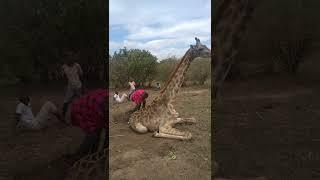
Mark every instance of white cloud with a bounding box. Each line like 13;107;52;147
110;0;211;26
109;41;122;52
110;36;211;60
126;18;211;41
109;0;211;60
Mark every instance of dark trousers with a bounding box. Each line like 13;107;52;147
75;128;107;157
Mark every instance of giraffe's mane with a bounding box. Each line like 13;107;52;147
160;49;190;94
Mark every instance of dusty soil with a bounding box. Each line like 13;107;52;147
215;76;320;180
0;84;85;180
109;87;212;180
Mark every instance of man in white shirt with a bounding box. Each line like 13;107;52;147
113;91;127;103
128;78;136;98
15;95;63;130
61;50;83;116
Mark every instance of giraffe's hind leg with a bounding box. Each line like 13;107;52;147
171;117;197;124
153;131;192;140
153;123;192;140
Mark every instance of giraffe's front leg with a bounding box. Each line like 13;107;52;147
168;103;179;117
172;109;179;117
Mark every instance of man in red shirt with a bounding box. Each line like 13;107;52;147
129;89;148;113
65;88;107;159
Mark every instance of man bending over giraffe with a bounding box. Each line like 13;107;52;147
64;88;107;160
129;89;148;113
15;95;64;131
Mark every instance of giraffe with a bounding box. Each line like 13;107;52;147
65;129;107;180
212;0;260;177
213;0;260;99
128;37;211;140
65;149;106;180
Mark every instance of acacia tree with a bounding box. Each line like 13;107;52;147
0;0;107;85
109;48;130;88
110;48;158;88
127;49;157;86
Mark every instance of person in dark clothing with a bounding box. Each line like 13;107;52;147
64;88;107;160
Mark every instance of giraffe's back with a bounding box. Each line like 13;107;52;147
129;102;168;133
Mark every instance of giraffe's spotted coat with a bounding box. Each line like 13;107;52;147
128;38;211;140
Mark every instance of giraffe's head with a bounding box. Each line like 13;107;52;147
189;37;211;60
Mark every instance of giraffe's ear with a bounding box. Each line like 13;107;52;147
190;45;194;49
195;37;201;46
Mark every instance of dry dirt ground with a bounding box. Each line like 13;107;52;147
215;75;320;180
0;85;85;180
109;87;212;180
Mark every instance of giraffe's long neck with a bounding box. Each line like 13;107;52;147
213;0;258;98
160;50;193;103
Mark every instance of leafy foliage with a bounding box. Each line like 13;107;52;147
110;48;157;88
186;58;211;85
155;57;179;82
272;38;311;75
0;0;107;85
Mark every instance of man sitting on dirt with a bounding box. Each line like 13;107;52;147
113;91;127;103
61;49;84;117
15;95;63;131
129;89;148;113
64;88;107;160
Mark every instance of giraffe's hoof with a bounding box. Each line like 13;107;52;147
153;131;160;137
185;132;192;140
188;117;196;123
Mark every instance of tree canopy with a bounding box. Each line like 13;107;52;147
0;0;107;85
110;48;158;88
109;48;211;88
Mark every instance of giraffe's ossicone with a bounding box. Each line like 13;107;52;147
128;37;211;140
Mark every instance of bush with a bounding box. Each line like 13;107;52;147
272;38;311;75
186;58;211;85
155;57;179;82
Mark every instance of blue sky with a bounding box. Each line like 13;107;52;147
109;0;211;60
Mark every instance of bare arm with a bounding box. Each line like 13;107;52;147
77;63;83;76
61;65;67;81
15;113;21;125
130;103;141;113
61;65;65;76
142;100;146;108
134;103;141;111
